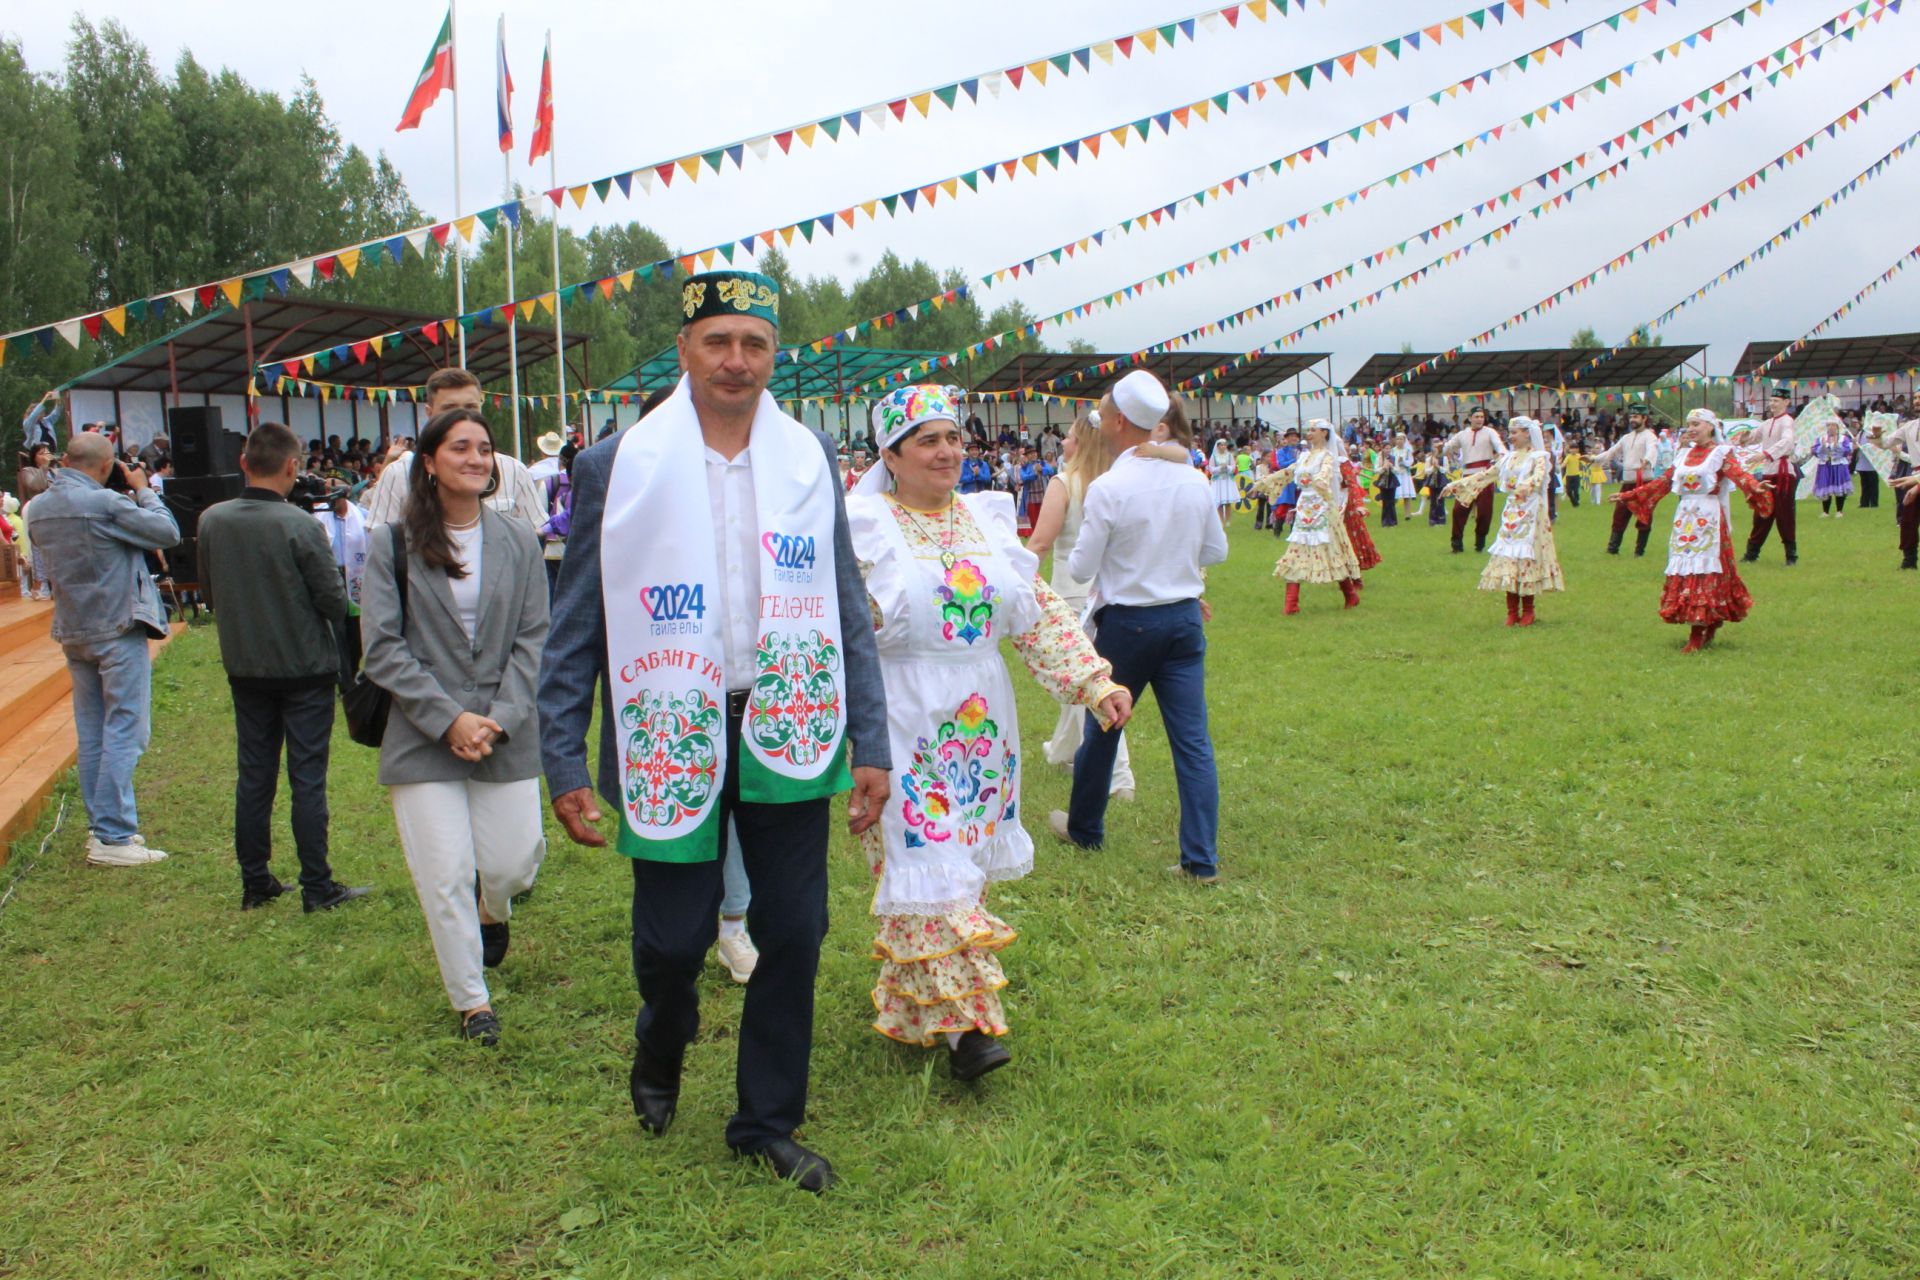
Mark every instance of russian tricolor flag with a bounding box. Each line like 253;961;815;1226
496;15;514;153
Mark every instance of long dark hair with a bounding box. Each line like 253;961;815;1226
405;408;498;579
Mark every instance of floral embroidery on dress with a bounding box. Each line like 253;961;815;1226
937;558;997;644
899;693;1005;849
1671;508;1717;558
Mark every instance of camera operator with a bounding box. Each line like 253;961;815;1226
198;423;370;913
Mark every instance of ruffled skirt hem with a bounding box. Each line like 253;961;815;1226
1478;555;1565;594
870;905;1015;1046
1657;571;1753;624
1276;537;1361;585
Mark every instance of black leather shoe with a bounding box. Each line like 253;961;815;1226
948;1030;1012;1082
736;1137;837;1193
240;877;291;911
303;881;372;912
480;920;510;968
460;1009;501;1047
629;1042;682;1136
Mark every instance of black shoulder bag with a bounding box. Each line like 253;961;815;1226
342;524;407;748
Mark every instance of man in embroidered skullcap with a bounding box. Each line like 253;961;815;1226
537;269;891;1193
1048;370;1228;885
1742;386;1801;565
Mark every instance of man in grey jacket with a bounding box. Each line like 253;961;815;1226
27;432;178;866
538;270;890;1193
199;422;370;913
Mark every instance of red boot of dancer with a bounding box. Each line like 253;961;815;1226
1504;592;1520;626
1339;579;1360;608
1703;621;1721;647
1518;595;1536;627
1284;582;1301;615
1681;625;1707;654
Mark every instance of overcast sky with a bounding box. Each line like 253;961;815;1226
11;0;1920;392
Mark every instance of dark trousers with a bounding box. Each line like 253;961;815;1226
1610;488;1653;537
1566;477;1581;508
1745;470;1800;556
232;683;337;892
1427;493;1447;526
1893;461;1912;524
629;706;830;1151
1450;462;1495;546
1379;489;1398;526
1858;470;1879;508
1898;486;1919;558
1068;601;1218;876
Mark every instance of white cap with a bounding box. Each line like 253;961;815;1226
1111;370;1170;429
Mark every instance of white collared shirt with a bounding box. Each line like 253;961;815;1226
1067;447;1228;606
706;446;760;691
1444;425;1508;467
1594;427;1660;476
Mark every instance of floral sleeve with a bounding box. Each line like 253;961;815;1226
1618;473;1674;524
1447;464;1500;504
1011;575;1123;716
1722;453;1774;519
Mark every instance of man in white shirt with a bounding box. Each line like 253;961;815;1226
1741;388;1801;566
1050;370;1228;885
363;369;546;528
1443;407;1508;554
1592;403;1661;556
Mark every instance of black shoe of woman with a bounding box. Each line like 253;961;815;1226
948;1030;1011;1082
480;920;509;968
460;1008;501;1047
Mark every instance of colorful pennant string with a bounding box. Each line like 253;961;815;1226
1154;64;1919;399
1745;246;1920;380
846;0;1886;397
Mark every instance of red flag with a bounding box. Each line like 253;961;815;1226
528;35;554;164
397;8;455;132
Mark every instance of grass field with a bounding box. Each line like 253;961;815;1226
2;494;1916;1279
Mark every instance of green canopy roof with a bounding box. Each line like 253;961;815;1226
607;344;946;402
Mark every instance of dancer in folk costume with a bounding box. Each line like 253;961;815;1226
1207;437;1238;526
849;387;1132;1080
1880;414;1920;569
1254;421;1364;614
1741;388;1802;566
1444;406;1508;554
1807;418;1855;517
1391;431;1418;521
1339;445;1383;580
1611;408;1774;653
1592;403;1661;556
1442;416;1564;627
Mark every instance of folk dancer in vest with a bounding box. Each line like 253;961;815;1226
536;271;891;1193
1442;416;1564;627
1443;407;1507;554
1741;388;1801;566
1254;421;1364;615
1592;404;1660;556
1611;408;1774;652
847;387;1131;1081
1884;415;1920;569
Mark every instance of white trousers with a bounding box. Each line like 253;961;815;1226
1044;703;1134;792
390;777;547;1013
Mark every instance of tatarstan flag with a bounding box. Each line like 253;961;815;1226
527;35;554;164
396;8;455;132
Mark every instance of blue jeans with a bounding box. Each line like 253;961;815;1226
1067;600;1219;876
721;819;750;916
63;629;153;845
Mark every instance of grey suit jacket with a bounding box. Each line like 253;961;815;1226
537;424;890;811
360;508;552;786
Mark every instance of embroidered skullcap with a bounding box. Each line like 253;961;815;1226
1110;370;1170;429
1625;401;1650;417
679;270;779;328
869;384;963;451
1769;385;1791;399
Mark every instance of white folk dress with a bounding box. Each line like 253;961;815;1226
1264;448;1361;584
1451;448;1565;595
1209;444;1239;506
849;489;1120;1046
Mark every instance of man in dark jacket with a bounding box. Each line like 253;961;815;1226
198;422;369;913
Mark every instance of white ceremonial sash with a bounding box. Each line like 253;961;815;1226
601;376;850;862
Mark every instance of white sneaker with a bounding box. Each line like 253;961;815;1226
32;586;50;601
86;835;169;867
1112;786;1136;803
715;930;758;984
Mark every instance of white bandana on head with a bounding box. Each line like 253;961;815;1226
601;375;851;863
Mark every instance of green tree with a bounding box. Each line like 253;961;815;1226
1569;326;1603;350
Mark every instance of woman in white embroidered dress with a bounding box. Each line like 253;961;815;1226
1207;437;1238;526
1442;415;1564;627
849;386;1132;1083
1255;421;1362;615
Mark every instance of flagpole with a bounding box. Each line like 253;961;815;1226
450;0;467;367
500;15;521;460
547;30;565;436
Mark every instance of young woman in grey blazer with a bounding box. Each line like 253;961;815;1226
360;408;552;1046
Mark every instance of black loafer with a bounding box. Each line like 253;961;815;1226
240;877;292;911
735;1137;837;1193
629;1042;682;1136
303;881;372;913
460;1009;501;1047
480;920;510;968
948;1030;1012;1082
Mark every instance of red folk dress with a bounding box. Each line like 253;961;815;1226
1620;444;1774;625
1338;460;1382;571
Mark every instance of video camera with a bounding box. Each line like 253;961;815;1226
289;472;350;512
